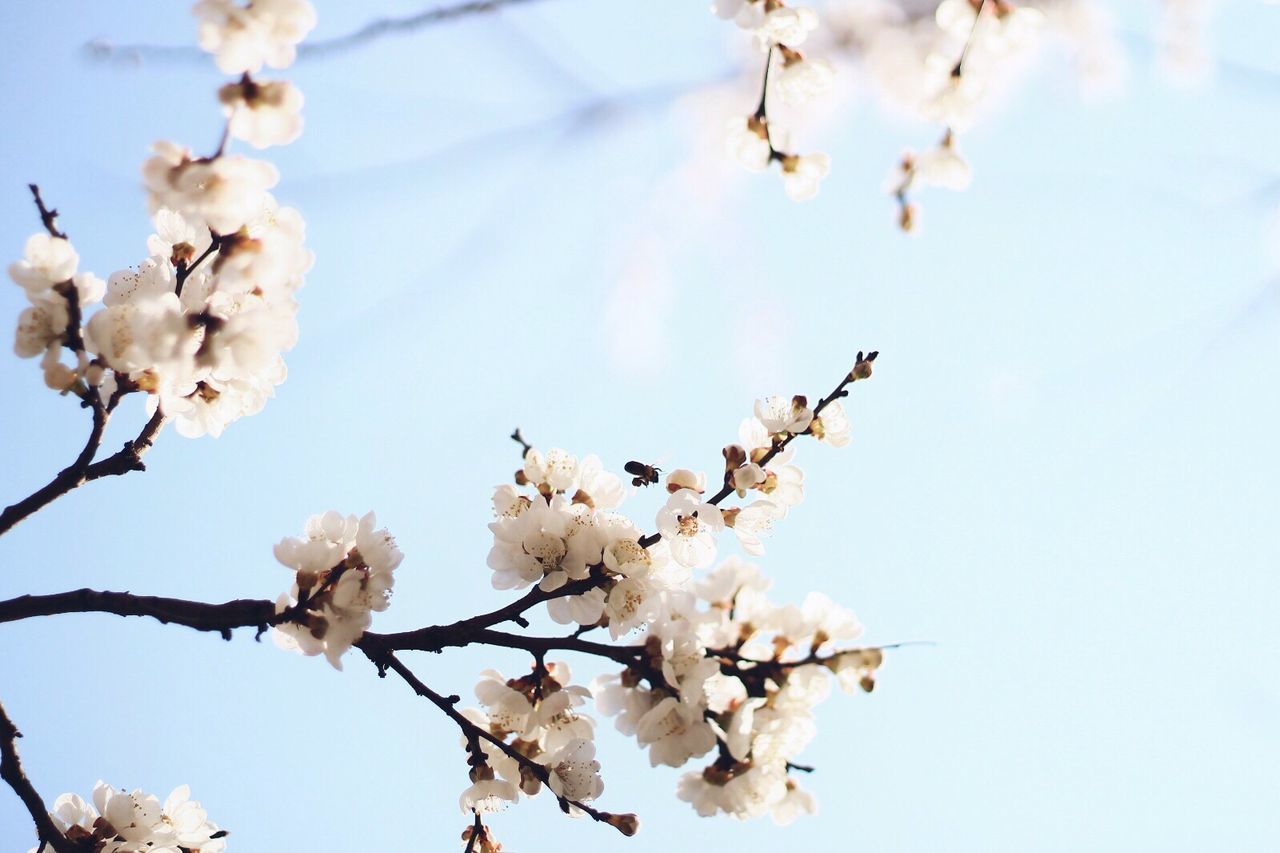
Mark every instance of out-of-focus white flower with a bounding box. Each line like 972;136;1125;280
8;234;78;295
915;135;973;190
755;5;819;49
221;78;304;148
780;152;830;201
143;142;279;235
810;399;850;447
726;116;773;172
194;0;317;74
773;54;835;105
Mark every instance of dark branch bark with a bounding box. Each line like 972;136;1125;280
0;403;108;537
0;590;277;640
27;185;67;240
0;701;79;853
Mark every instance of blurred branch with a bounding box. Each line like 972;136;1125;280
85;0;545;64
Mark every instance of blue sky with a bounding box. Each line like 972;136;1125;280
1;2;1278;851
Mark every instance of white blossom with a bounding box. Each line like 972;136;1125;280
544;737;605;803
272;511;402;669
221;78;304;148
780;152;830;201
656;488;725;569
195;0;317;74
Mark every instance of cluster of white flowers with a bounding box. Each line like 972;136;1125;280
8;234;105;391
8;0;313;438
715;1;834;200
489;449;693;636
474;357;878;824
32;782;224;853
272;511;403;669
459;662;606;815
591;554;882;824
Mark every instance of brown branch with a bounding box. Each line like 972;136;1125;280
27;184;67;240
0;401;109;537
0;589;278;640
0;405;165;536
83;409;165;482
0;701;79;853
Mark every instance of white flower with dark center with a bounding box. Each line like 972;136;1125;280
635;696;717;767
271;511;401;669
726;116;772;172
656;488;724;569
755;395;814;435
809;399;850;447
780;152;830;201
143;142;279;235
604;576;662;638
147;208;211;262
221;78;304;148
545;738;604;802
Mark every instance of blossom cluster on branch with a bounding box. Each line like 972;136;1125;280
30;783;224;853
0;2;905;850
8;0;313;439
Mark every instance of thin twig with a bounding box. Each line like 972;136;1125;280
638;355;876;548
27;185;67;240
361;648;637;834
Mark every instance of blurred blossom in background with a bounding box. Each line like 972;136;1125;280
1;1;1278;851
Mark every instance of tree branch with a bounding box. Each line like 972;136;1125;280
0;401;109;537
0;589;278;640
359;647;637;835
0;701;78;853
